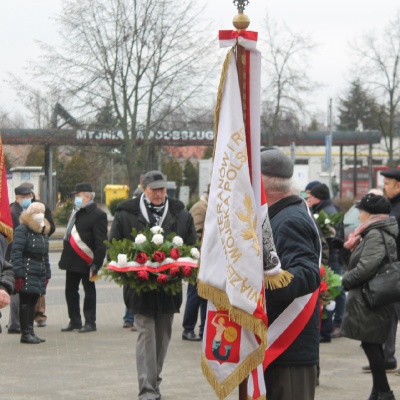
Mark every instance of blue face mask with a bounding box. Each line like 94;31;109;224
74;196;83;208
21;198;32;210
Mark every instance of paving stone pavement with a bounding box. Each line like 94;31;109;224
1;252;400;399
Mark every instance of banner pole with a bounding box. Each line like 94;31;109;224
232;5;251;400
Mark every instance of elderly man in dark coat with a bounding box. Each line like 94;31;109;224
109;170;196;400
261;148;321;400
59;182;107;333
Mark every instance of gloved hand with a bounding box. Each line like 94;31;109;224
331;237;345;249
88;263;99;275
15;278;24;293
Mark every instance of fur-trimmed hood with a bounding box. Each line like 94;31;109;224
19;211;51;235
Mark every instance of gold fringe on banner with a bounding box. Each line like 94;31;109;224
264;270;293;290
197;281;267;345
201;348;265;400
0;222;13;244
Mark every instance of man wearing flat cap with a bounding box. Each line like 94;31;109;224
109;170;196;400
6;184;34;334
375;169;400;374
59;182;107;333
260;148;321;400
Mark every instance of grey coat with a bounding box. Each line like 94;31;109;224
341;217;398;344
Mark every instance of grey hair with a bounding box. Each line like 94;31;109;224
83;192;95;200
262;175;292;194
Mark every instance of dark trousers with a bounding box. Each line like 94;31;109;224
264;364;317;400
182;283;207;335
362;342;391;393
65;270;96;326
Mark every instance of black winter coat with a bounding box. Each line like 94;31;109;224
341;217;398;344
59;202;107;273
10;212;51;295
388;193;400;258
0;234;14;295
109;195;197;317
267;195;321;367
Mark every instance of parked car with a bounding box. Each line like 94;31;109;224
343;204;358;239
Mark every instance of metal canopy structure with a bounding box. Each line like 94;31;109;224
1;128;381;146
1;128;382;203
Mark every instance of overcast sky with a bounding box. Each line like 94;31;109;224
0;0;399;124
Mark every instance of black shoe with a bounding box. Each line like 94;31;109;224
78;324;97;333
8;328;21;334
32;333;46;343
123;321;133;328
20;333;41;344
182;331;201;341
61;323;82;332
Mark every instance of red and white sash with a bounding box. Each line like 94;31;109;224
69;225;93;264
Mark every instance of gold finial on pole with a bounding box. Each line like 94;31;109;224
232;0;250;30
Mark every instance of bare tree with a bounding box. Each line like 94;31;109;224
261;15;318;146
350;12;400;166
26;0;215;190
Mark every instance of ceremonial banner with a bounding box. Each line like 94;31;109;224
0;136;13;243
198;39;267;399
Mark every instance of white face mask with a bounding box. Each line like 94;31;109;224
33;213;45;223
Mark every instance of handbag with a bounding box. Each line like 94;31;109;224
362;231;400;309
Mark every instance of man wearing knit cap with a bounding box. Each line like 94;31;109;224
261;148;320;400
308;183;346;343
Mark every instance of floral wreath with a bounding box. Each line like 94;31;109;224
313;209;344;237
101;226;199;295
319;265;342;319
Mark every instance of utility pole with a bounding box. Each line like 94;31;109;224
327;98;333;196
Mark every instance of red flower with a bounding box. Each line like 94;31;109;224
153;251;166;262
320;281;328;292
136;252;148;264
169;266;180;277
182;266;192;277
137;270;149;281
320;267;325;277
157;274;168;284
170;248;180;260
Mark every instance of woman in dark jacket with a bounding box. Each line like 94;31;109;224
11;202;51;344
341;194;398;400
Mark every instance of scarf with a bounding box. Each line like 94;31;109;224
141;194;168;226
343;213;389;251
64;200;94;240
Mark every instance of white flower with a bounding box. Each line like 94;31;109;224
152;234;164;245
190;248;200;259
117;254;127;267
325;218;331;225
326;300;336;312
135;234;147;244
313;214;319;219
150;226;164;235
172;236;184;247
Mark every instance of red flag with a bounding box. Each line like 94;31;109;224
0;135;13;243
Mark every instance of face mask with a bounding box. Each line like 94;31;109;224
74;197;83;208
33;213;45;222
21;198;32;210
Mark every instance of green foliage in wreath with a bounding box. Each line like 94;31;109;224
101;227;199;295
